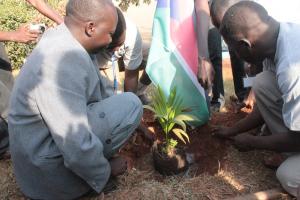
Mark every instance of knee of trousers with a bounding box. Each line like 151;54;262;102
276;160;300;197
109;93;143;153
118;92;143;127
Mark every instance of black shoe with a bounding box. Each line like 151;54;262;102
0;116;9;159
0;117;8;141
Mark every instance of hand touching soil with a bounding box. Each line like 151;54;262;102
211;126;238;139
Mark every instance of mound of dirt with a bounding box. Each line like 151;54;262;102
120;108;248;176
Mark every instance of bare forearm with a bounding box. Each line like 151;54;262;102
26;0;63;24
194;0;210;59
252;132;300;152
0;25;39;43
124;68;139;93
0;31;18;42
232;105;264;135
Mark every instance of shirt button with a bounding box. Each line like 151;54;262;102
106;139;112;144
98;112;105;118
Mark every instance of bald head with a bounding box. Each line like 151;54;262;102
210;0;243;29
65;0;118;54
66;0;113;22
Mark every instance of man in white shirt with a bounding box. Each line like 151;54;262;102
210;0;300;111
213;1;300;196
95;8;150;104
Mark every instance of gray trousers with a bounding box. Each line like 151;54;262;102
87;92;142;158
253;71;300;196
0;43;13;119
0;69;14;119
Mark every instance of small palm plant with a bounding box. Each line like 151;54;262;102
144;85;199;154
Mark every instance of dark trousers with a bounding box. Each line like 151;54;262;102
229;49;248;101
208;28;224;103
0;43;11;156
0;43;11;72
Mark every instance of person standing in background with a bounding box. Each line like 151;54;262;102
0;0;63;159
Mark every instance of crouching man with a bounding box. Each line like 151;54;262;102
8;0;142;199
213;1;300;197
95;7;151;104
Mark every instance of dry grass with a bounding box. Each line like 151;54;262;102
81;146;288;200
0;146;290;199
0;159;24;199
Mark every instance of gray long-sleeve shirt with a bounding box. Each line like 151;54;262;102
9;24;111;199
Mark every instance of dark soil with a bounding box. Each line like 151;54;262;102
120;108;248;176
152;142;188;175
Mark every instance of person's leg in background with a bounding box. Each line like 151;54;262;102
0;43;14;158
208;27;225;111
118;42;152;105
136;42;152;104
229;49;248;102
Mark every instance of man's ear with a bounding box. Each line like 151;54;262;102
85;21;95;37
238;38;252;49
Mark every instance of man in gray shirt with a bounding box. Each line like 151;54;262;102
8;0;142;199
213;2;300;197
209;0;300;112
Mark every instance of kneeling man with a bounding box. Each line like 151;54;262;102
8;0;142;199
214;1;300;197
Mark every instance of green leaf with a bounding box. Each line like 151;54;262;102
167;87;177;106
147;84;199;145
168;138;178;149
172;128;186;144
167;122;175;133
173;118;187;132
153;114;164;119
172;128;189;144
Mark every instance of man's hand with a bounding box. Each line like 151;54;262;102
0;117;8;141
211;126;238;139
231;90;256;113
137;123;156;142
10;24;40;43
243;89;255;109
233;132;256;152
197;58;214;91
109;156;128;177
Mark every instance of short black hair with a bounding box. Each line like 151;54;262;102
113;8;126;43
220;1;269;42
66;0;113;21
107;7;126;50
210;0;243;28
